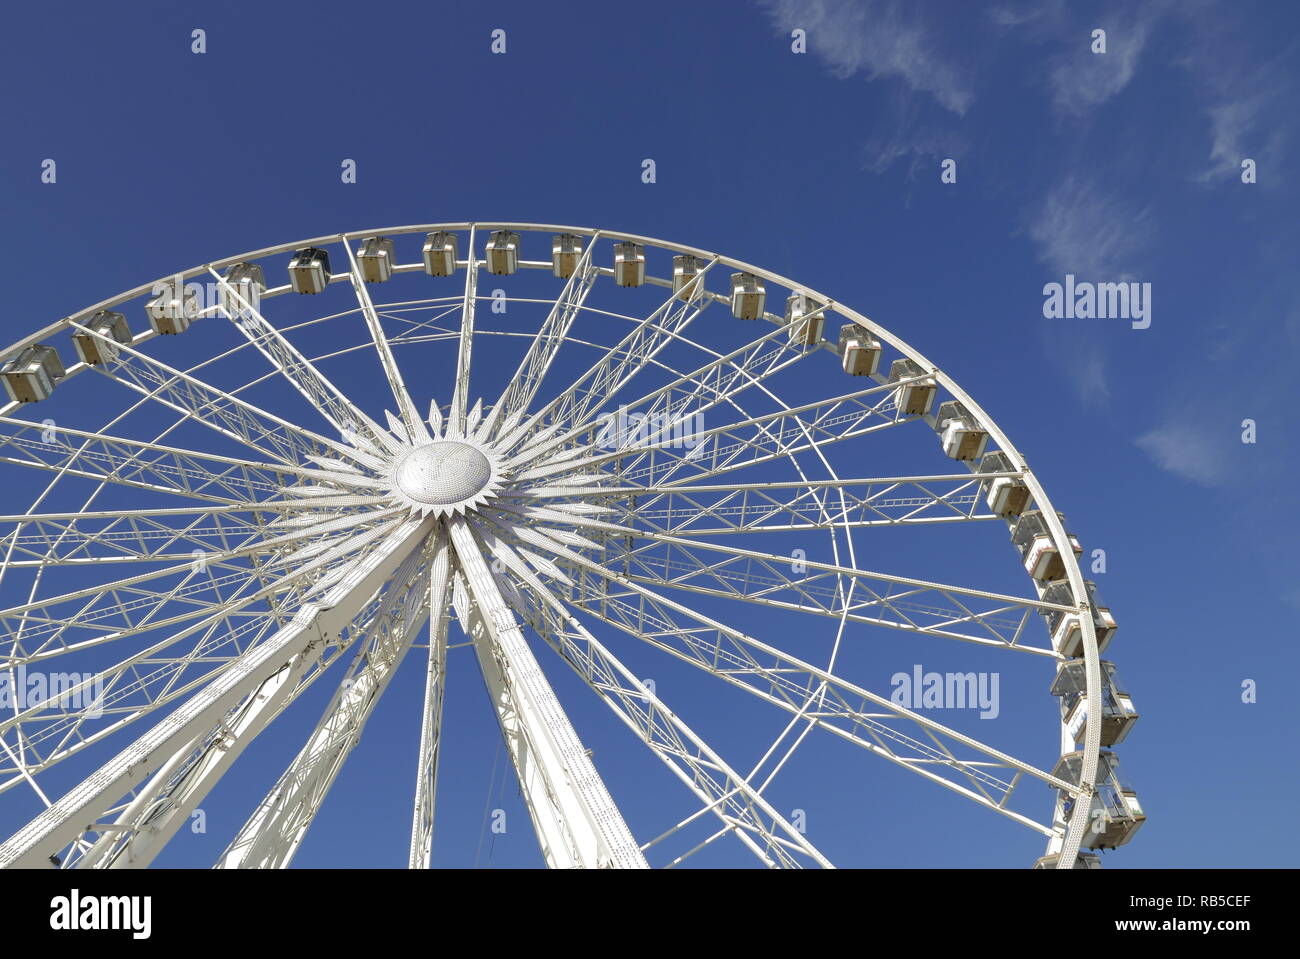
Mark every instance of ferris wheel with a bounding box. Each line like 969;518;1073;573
0;223;1143;869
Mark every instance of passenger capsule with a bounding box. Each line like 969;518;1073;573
146;280;199;334
729;272;765;320
614;242;645;287
1010;509;1083;583
933;400;989;461
672;255;705;301
886;358;936;416
785;294;824;346
552;234;582;279
485;230;520;275
288;247;332;295
221;263;266;319
1038;577;1117;657
977;451;1031;518
72;311;131;365
839;323;881;376
1;345;65;403
423;231;458;277
1051;659;1139;747
357;236;396;283
1032;853;1102;869
1053;751;1145;850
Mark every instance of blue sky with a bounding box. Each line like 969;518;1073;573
0;0;1297;868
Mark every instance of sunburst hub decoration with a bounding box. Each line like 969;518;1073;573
390;438;501;516
277;395;604;572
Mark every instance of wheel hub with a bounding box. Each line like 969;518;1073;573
394;440;493;506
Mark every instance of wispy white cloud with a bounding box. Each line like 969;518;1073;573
1135;423;1231;486
986;0;1067;33
1025;176;1152;406
859;93;968;176
1039;325;1111;405
757;0;974;114
1189;36;1298;183
1047;5;1167;116
1201;98;1262;179
1027;175;1151;279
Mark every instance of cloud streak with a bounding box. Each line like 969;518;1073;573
1028;175;1151;279
757;0;974;114
1134;423;1231;487
1190;35;1299;183
1048;22;1151;116
1026;176;1152;406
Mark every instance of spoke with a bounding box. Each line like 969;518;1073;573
559;569;1068;835
505;473;1005;535
475;520;830;868
72;320;353;467
409;526;452;869
215;537;436;869
0;520;401;794
510;379;916;491
0;500;399;659
499;258;719;450
0;514;434;869
503;536;1072;825
210;267;391;452
486;507;1061;653
341;241;422;431
1;606;280;800
0;417;301;506
447;516;646;868
0;529;327;669
509;319;807;470
480;233;600;440
450;226;479;435
0;506;288;568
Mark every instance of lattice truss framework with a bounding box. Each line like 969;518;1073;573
0;224;1114;870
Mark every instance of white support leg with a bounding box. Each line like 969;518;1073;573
448;517;646;869
408;528;453;868
216;533;438;869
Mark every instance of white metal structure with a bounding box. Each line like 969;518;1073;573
0;223;1136;869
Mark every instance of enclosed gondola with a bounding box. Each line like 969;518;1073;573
423;231;458;276
221;263;266;319
785;293;824;346
887;358;936;416
933;400;989;461
357;236;396;283
729;272;765;320
485;230;520;275
1;345;65;403
288;247;332;295
551;234;582;279
146;281;199;334
1010;509;1082;583
1052;751;1145;850
1051;659;1139;746
72;311;132;366
838;323;881;376
978;451;1031;518
614;241;645;287
1039;577;1118;657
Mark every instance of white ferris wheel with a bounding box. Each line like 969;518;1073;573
0;223;1143;869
